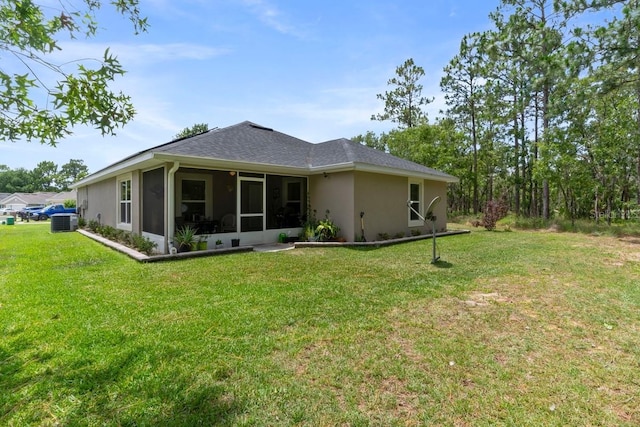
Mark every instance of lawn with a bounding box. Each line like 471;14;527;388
1;222;639;426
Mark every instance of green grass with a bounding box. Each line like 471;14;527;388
1;222;640;425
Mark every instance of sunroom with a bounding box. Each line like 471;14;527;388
141;166;308;250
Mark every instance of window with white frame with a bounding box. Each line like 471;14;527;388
408;179;423;227
118;175;132;229
175;172;212;223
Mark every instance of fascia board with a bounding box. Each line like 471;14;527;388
71;152;158;188
152;153;310;176
310;162;459;183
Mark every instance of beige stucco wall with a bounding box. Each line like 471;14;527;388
353;171;410;240
310;171;449;242
309;172;355;240
77;177;117;226
425;180;448;232
76;170;141;233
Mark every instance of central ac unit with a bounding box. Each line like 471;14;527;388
51;214;78;233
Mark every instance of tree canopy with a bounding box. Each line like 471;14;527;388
361;0;640;223
0;159;89;192
0;0;148;146
174;123;210;140
371;58;433;128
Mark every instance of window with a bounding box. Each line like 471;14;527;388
176;172;212;225
408;179;423;227
181;179;207;219
118;175;132;230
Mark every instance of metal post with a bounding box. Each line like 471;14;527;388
431;217;439;264
407;199;441;264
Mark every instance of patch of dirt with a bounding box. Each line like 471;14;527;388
576;235;640;265
463;292;513;307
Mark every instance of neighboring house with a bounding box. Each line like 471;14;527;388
0;192;57;211
47;190;77;205
72;121;458;254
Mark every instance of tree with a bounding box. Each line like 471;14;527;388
174;123;210;140
0;166;32;192
590;0;640;206
0;160;88;192
0;0;148;146
371;58;433;128
58;159;89;190
30;161;58;191
441;33;487;213
351;130;389;152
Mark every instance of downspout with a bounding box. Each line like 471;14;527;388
167;161;180;252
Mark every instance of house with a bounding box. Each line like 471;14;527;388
0;192;57;211
46;190;77;205
72;121;458;254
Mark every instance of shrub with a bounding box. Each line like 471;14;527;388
300;209;318;240
482;199;509;231
87;219;100;232
83;221;157;255
315;210;340;241
131;233;158;255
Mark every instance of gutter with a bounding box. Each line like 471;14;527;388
167;161;180;252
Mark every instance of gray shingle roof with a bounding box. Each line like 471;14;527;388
154;121;312;168
310;138;454;179
151;121;456;181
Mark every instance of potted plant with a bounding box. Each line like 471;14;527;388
215;239;223;249
174;225;197;253
300;208;318;242
197;235;208;250
315;210;340;241
304;224;317;242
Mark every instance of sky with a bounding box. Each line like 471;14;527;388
1;0;501;174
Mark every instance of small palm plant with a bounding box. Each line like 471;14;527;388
173;225;198;252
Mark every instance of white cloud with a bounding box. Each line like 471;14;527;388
240;0;307;38
51;41;230;67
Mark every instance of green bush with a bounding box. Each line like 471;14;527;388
482;199;509;231
87;219;100;232
315;210;340;241
83;221;157;255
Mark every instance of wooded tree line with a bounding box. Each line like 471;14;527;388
0;160;88;193
357;0;640;222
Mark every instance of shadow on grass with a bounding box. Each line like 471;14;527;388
1;338;245;425
432;260;453;269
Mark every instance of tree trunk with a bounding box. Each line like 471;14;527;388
636;86;640;205
594;186;599;224
514;93;521;216
471;105;479;214
543;180;550;219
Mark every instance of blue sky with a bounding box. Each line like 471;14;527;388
1;0;500;173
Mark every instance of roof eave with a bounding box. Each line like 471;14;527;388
72;152;158;188
152;153;311;176
74;153;459;187
310;162;459;183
